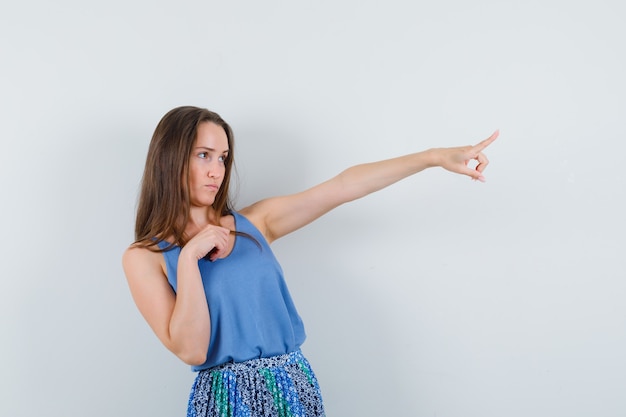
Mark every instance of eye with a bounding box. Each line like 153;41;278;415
198;152;208;159
218;154;228;163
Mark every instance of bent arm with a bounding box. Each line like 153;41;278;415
122;246;211;366
243;130;498;243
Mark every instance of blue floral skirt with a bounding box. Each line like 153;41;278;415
187;350;325;417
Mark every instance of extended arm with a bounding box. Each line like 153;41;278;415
242;130;498;242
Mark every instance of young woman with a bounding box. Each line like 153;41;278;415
122;106;498;417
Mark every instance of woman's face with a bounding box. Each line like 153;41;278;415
188;122;229;207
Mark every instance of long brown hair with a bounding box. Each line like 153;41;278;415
133;106;237;250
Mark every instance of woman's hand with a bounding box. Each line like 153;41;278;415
181;225;231;262
434;130;499;182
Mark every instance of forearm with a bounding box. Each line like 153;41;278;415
336;148;438;202
167;251;211;365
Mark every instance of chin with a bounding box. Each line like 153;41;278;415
191;198;216;207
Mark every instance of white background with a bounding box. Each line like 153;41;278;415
2;1;625;416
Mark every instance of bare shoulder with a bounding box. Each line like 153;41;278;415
122;244;167;283
238;202;262;220
237;182;337;243
239;201;273;239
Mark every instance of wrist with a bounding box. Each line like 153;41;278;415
422;148;442;168
179;246;202;263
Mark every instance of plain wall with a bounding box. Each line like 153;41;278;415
2;0;625;416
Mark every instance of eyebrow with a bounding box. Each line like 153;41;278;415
195;146;229;153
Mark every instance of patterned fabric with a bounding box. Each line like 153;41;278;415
187;350;325;417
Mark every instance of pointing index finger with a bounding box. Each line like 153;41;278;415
473;130;499;153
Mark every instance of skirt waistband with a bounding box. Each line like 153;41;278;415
202;349;305;374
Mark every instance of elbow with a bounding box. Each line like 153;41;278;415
176;349;207;366
169;339;209;366
166;325;210;366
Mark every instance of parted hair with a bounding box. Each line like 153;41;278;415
133;106;236;250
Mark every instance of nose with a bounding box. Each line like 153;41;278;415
207;161;222;178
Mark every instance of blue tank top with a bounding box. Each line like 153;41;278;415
158;211;306;371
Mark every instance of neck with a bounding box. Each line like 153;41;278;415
185;206;220;237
